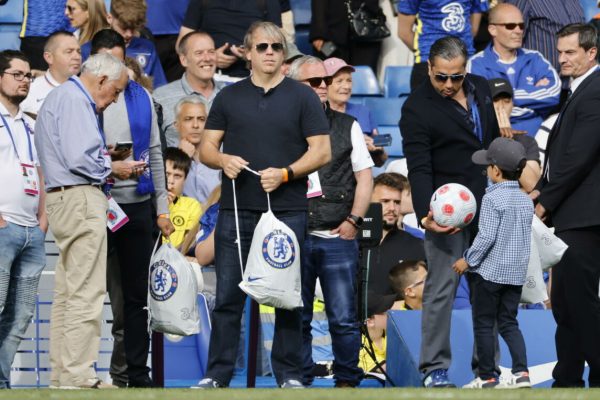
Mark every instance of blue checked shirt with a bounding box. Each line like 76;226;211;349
465;181;534;285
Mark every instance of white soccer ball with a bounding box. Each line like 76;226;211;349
430;183;477;229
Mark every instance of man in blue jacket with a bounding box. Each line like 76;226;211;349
467;3;559;136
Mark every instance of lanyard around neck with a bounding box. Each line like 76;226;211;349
0;112;33;162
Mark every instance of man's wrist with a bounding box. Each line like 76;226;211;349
158;213;170;219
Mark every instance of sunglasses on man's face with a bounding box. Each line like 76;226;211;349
433;73;466;83
303;76;334;88
491;22;525;30
255;42;284;53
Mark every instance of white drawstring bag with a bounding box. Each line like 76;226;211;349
233;169;303;310
521;231;549;304
531;215;568;271
147;238;200;335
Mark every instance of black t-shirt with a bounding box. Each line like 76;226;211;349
205;77;329;211
367;227;427;296
182;0;282;77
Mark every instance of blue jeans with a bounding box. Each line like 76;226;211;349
301;235;362;386
205;209;307;386
0;222;45;389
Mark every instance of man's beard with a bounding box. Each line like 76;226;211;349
5;93;27;105
383;221;397;231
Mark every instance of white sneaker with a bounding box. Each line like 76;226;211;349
462;377;499;388
497;371;531;389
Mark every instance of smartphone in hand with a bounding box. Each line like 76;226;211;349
372;134;392;147
114;141;133;151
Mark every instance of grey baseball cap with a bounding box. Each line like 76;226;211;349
472;137;527;172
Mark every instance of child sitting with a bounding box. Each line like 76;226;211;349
453;137;534;389
388;260;427;310
358;293;395;376
164;147;202;250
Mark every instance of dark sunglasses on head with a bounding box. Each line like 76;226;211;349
434;73;466;83
491;22;525;30
303;76;334;88
255;42;284;53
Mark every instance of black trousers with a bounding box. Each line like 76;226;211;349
468;273;528;380
317;41;382;76
107;200;155;382
20;36;48;70
551;226;600;387
154;34;184;83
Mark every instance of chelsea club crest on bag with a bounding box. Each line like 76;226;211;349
233;169;302;310
147;238;200;335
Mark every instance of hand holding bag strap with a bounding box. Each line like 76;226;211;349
232;166;271;279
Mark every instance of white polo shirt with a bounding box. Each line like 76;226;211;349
0;102;40;227
20;70;61;115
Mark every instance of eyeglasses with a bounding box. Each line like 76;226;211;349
490;22;525;30
302;76;333;88
433;73;466;83
255;42;284;53
1;71;33;82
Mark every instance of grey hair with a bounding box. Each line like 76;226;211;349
81;53;126;81
174;95;206;118
428;36;468;66
287;55;324;80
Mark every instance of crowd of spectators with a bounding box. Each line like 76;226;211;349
0;0;598;391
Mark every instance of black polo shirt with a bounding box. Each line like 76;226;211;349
206;77;329;212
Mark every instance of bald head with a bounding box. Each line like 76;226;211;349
488;3;523;25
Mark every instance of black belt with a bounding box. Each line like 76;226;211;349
47;184;101;193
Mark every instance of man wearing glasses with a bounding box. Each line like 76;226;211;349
467;3;560;136
196;21;331;389
400;36;499;387
0;50;46;389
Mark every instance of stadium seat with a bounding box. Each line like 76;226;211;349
0;24;21;51
290;0;311;26
383;66;412;98
377;125;404;158
351;66;381;96
583;0;599;21
363;97;406;126
295;27;313;56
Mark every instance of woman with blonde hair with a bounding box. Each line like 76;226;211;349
65;0;109;44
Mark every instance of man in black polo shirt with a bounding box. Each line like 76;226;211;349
367;173;426;297
196;21;331;389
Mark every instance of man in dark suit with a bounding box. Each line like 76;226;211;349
400;36;500;387
533;23;600;388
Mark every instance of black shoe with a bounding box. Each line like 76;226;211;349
128;376;155;388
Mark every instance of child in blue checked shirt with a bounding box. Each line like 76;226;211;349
453;137;534;389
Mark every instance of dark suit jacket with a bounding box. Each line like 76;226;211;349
537;68;600;232
399;74;500;233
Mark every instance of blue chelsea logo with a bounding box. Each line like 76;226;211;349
149;260;178;301
262;229;295;269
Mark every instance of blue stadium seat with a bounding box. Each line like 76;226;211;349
295;27;313;56
383;66;412;98
351;66;381;96
377;125;404;157
0;24;21;51
348;96;366;105
0;0;24;23
363;97;406;126
290;0;311;26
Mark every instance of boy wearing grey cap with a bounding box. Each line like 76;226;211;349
452;137;534;389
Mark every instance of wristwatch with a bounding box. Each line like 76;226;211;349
346;214;364;228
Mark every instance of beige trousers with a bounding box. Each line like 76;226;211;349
46;186;108;387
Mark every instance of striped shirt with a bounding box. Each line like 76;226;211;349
505;0;585;72
465;181;533;286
